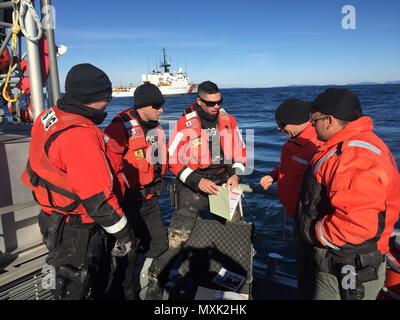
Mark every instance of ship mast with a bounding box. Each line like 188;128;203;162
160;48;170;73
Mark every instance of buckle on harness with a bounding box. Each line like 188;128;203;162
30;173;39;186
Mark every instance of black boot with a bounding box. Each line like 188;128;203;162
122;250;138;300
144;247;182;300
145;276;164;300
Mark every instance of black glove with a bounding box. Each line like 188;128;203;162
111;239;133;257
112;225;136;257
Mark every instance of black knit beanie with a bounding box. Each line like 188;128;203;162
275;98;311;125
311;88;362;121
134;83;165;109
65;63;112;104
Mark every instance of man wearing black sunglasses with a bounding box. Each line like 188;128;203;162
145;81;247;300
260;98;319;218
104;83;169;299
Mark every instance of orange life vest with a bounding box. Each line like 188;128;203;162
171;104;245;171
21;106;106;216
114;109;167;190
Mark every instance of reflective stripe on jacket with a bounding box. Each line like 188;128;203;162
270;123;320;217
168;104;246;184
300;116;400;254
21;106;127;235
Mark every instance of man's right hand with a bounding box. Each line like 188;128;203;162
112;226;135;257
111;239;133;257
260;175;274;190
198;178;220;195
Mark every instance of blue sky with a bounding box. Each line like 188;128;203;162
52;0;400;88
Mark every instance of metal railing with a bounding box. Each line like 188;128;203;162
1;0;60;122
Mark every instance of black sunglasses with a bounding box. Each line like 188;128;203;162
276;122;287;129
152;104;163;110
197;96;223;107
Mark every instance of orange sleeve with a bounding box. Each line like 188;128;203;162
168;118;203;190
168;118;192;176
315;159;388;249
271;142;290;181
48;127;126;227
269;167;280;181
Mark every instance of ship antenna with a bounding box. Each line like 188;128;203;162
160;48;171;73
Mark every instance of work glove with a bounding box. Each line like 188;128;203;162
111;239;133;257
111;226;135;257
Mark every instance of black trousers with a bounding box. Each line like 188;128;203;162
293;221;316;300
122;191;168;258
112;191;168;299
38;211;110;300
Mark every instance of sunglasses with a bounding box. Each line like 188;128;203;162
197;96;223;107
311;115;329;125
276;122;288;129
152;104;163;110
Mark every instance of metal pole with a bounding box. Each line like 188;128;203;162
40;0;60;103
24;0;44;120
0;21;12;27
46;75;54;106
0;29;12;56
0;1;13;10
0;1;4;28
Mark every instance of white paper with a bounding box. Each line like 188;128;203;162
228;187;242;217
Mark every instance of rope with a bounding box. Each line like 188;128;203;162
2;0;24;103
19;0;43;42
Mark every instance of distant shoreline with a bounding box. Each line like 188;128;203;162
68;82;399;95
219;82;400;90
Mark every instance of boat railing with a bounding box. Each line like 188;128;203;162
1;0;60;122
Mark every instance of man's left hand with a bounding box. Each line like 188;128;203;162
111;240;133;257
226;175;239;190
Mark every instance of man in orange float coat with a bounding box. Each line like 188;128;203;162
104;83;169;299
145;80;247;299
297;88;400;300
21;64;134;300
260;99;320;217
259;98;320;299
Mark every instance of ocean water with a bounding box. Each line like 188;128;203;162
104;84;400;275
